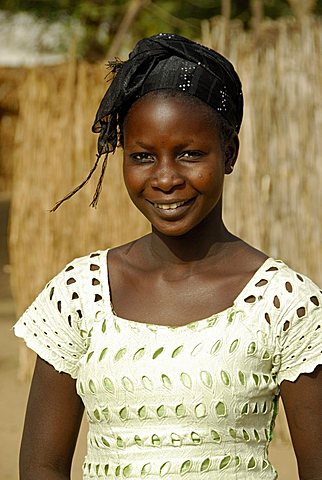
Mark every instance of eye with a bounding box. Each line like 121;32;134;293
129;152;154;163
179;151;204;161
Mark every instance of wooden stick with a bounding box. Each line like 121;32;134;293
107;0;150;59
221;0;231;20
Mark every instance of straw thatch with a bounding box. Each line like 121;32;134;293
10;60;150;316
202;15;322;283
0;67;27;195
8;14;321;445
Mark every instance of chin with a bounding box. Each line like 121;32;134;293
151;222;200;238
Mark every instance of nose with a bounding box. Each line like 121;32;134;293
150;160;185;192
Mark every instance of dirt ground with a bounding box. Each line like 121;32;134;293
0;198;299;479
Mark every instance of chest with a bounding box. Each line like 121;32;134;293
109;267;255;326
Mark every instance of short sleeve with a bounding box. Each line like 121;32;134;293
13;264;89;379
273;274;322;384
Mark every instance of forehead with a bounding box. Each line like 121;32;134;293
123;92;221;146
124;91;219;128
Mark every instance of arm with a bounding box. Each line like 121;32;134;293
280;364;322;480
20;356;84;480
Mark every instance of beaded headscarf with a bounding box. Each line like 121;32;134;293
51;33;243;211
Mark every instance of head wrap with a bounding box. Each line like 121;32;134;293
51;33;243;210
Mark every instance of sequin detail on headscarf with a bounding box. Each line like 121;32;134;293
51;33;243;211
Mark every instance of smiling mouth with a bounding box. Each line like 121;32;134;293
154;200;186;210
150;198;195;210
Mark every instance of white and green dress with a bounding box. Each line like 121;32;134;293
14;250;322;479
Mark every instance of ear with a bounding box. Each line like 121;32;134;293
224;134;239;174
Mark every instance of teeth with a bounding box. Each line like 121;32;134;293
154;201;186;210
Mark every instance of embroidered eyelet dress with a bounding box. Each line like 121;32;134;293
14;250;322;479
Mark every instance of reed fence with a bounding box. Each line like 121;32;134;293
202;15;322;283
9;61;150;317
0;67;26;195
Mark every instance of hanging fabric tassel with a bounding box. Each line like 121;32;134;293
89;154;108;208
50;153;103;212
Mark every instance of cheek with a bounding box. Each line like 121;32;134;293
123;164;145;197
194;169;221;187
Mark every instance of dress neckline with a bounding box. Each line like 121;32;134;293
98;249;279;330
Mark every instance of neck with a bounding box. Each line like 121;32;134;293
149;208;238;265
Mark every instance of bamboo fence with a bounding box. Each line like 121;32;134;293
8;13;322;448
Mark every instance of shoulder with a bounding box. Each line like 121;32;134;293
62;249;106;275
225;238;268;276
258;259;322;336
264;261;322;384
13;249;112;378
107;236;151;272
53;249;108;283
42;249;108;311
264;259;321;306
238;257;321;328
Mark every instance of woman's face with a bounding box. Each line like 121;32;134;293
123;93;236;237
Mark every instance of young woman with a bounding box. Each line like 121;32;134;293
15;33;322;479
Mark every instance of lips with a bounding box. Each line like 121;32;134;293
154;200;186;210
148;197;196;213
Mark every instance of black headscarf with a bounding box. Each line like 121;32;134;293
51;33;243;210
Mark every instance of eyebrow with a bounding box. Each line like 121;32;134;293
125;139;198;149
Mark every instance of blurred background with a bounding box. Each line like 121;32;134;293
0;0;321;478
